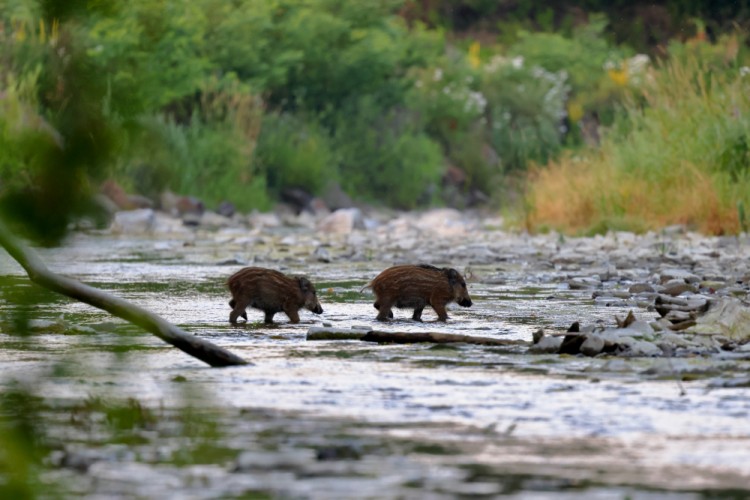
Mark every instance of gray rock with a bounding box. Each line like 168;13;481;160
418;208;473;238
110;209;155;234
629;283;655;294
660;268;700;283
321;181;355;211
580;334;605;356
623;340;663;357
568;277;601;290
248;211;282;229
528;335;563;354
317;208;365;235
199;211;233;230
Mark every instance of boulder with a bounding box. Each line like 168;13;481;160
317;208;364;235
110;209;155;234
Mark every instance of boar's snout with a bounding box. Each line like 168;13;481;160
458;297;472;307
445;267;473;308
298;276;324;314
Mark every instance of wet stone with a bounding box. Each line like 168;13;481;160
629;283;655;294
580;334;605;357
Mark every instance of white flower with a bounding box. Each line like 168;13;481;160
740;66;750;77
433;68;443;81
512;56;524;69
627;54;650;75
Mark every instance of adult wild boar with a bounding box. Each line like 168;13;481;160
364;264;472;322
227;267;323;324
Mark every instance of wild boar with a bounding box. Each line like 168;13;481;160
227;267;323;324
363;264;472;322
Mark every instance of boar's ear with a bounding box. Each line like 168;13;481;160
444;268;460;286
297;277;312;292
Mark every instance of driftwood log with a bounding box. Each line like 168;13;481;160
362;330;526;346
0;218;249;367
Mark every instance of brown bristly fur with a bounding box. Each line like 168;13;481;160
227;267;323;325
367;264;472;322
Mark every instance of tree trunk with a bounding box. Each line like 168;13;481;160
0;218;249;367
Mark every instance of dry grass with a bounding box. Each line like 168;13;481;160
525;41;750;235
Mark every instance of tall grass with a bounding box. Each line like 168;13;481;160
527;42;750;235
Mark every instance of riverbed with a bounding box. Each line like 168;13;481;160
1;209;749;498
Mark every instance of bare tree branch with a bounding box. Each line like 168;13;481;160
0;218;249;367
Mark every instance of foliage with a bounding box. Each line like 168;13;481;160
526;38;750;235
253;113;337;198
480;55;569;172
333;97;444;209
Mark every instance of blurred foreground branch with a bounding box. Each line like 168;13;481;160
0;217;249;368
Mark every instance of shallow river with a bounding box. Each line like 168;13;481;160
1;224;749;498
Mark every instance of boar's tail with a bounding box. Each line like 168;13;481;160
359;282;373;293
229;299;236;309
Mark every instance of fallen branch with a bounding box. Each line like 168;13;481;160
361;330;526;346
0;218;248;367
306;327;371;341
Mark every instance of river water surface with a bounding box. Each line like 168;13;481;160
1;220;749;498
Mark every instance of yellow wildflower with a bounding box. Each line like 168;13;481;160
468;41;481;69
566;99;584;123
608;67;628;86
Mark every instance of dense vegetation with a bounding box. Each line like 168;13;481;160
1;0;749;234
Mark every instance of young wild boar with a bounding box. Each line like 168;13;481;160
364;264;472;322
227;267;323;325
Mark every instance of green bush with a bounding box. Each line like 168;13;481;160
480;56;568;171
252;113;337;197
84;0;210;113
116;114;269;212
333;97;443;209
203;0;441;114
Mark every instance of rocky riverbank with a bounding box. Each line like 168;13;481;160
99;204;750;360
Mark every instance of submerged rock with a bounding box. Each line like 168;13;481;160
693;297;750;341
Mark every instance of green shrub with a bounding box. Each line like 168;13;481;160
252;113;337;197
203;0;441;114
480;56;568;171
116;114;269;212
84;0;210;113
333;97;443;209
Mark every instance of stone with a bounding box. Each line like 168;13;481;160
418;208;472;238
568;277;601;290
694;297;750;341
317;208;364;235
321;181;355;211
623;340;663;357
629;283;655;294
580;334;605;356
661;282;696;296
199;212;233;230
527;335;563;354
660;268;700;283
110;209;155;234
216;201;236;218
248;212;282;229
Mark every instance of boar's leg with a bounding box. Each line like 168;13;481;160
374;302;394;318
229;299;250;324
284;307;300;324
264;310;277;324
375;299;394;321
412;307;424;321
432;302;449;322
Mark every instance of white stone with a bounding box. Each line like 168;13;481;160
110;209;155;234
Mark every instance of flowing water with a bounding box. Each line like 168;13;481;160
1;227;749;498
